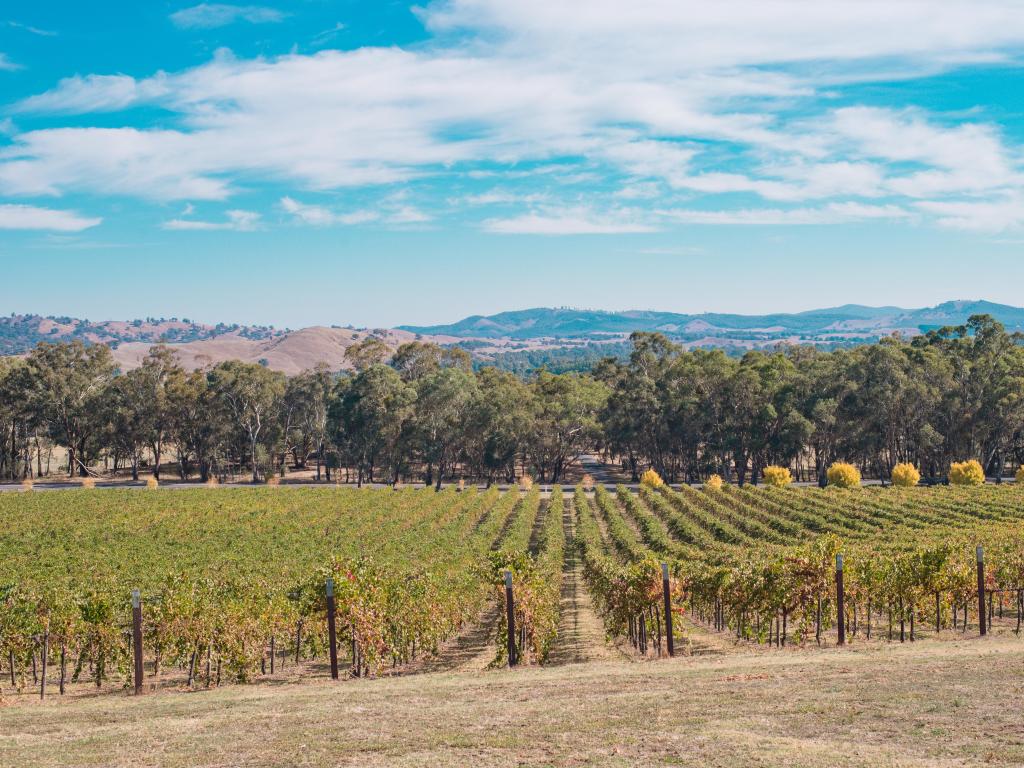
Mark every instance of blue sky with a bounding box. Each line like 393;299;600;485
2;1;1024;328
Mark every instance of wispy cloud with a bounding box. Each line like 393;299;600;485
915;194;1024;232
162;209;261;230
281;197;378;226
8;20;57;36
281;196;431;227
0;204;101;231
311;22;346;47
658;202;913;226
0;53;21;71
170;4;286;30
483;207;656;235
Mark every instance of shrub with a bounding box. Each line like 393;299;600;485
1016;466;1024;484
890;463;920;488
266;474;280;487
581;473;595;490
704;474;723;490
640;468;665;489
518;475;534;491
205;475;219;487
949;459;985;486
762;465;793;488
79;476;95;489
827;462;861;489
146;476;160;489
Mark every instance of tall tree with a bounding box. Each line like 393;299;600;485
338;365;416;485
26;341;115;477
208;361;286;482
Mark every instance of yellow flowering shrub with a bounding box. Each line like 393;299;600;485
704;474;723;490
640;468;665;489
762;465;793;488
949;459;985;486
1016;466;1024;484
890;463;920;488
827;462;861;489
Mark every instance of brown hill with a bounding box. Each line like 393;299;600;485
110;327;460;375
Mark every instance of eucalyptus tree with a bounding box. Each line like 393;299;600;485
26;341;116;477
283;363;335;479
413;366;478;488
337;364;416;485
167;368;221;481
0;358;41;480
344;336;390;372
465;367;535;484
529;371;609;482
208;360;286;482
132;345;186;479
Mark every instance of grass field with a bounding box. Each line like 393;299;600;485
2;636;1023;767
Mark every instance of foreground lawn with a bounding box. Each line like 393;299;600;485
2;637;1022;767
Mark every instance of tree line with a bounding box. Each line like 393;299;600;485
0;313;1022;486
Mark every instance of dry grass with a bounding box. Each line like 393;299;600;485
3;637;1023;767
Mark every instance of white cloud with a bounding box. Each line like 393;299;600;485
659;202;912;226
163;209;260;230
0;53;21;71
280;196;378;226
3;0;1024;235
281;196;430;227
915;194;1024;231
0;128;232;200
483;206;656;234
17;74;172;114
424;1;1024;70
170;4;285;30
0;204;101;231
832;107;1009;172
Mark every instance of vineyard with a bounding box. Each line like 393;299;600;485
579;482;1024;654
2;483;1024;703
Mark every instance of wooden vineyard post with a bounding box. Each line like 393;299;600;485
39;630;48;701
836;554;845;646
326;578;339;680
504;570;517;667
977;546;986;637
661;562;674;657
132;589;144;695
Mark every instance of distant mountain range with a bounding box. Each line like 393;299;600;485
400;301;1024;340
3;301;1022;374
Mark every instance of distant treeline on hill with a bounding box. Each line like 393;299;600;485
0;314;283;355
1;314;1022;487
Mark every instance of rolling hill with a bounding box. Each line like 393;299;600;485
399;300;1024;339
3;300;1021;374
